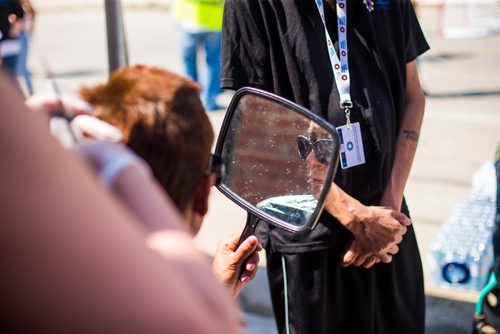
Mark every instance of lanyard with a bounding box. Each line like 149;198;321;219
314;0;353;127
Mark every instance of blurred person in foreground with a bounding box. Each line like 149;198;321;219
221;0;428;333
0;71;242;333
75;64;260;298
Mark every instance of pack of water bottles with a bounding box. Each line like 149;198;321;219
429;162;497;291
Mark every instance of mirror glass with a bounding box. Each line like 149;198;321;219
215;88;340;232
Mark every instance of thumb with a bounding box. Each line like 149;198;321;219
341;240;357;267
234;236;259;261
221;233;243;252
394;211;412;226
342;249;358;267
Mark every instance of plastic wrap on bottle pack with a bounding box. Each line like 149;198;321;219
429;161;497;293
471;161;497;202
429;200;496;291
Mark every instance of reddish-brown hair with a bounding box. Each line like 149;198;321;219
80;65;214;212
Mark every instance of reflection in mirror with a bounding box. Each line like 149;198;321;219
215;89;339;232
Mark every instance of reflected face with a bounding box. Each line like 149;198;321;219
306;154;328;199
297;135;335;165
297;129;334;199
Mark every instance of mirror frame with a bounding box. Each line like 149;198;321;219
214;87;340;232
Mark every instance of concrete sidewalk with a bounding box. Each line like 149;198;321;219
25;3;500;333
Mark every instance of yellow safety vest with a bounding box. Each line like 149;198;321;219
173;0;224;31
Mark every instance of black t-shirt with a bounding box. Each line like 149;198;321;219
221;0;429;251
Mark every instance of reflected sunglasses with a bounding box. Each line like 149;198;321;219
204;154;225;185
297;135;334;165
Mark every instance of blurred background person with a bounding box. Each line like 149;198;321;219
172;0;223;111
16;0;34;95
0;0;24;91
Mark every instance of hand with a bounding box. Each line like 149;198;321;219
342;239;401;269
74;141;151;187
212;234;262;299
341;205;411;268
26;92;92;116
26;93;122;144
70;115;123;143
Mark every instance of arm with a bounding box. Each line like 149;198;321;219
0;75;241;333
326;60;425;269
76;141;243;310
380;60;425;211
84;143;189;234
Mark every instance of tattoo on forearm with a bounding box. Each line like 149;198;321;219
403;129;419;142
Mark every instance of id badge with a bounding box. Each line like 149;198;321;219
336;122;365;169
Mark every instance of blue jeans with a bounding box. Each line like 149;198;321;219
180;29;221;110
1;54;23;94
17;32;34;95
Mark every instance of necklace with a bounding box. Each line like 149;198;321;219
364;0;375;12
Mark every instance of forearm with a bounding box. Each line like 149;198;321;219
112;164;188;234
113;166;213;272
76;143;206;266
112;161;238;325
323;181;369;235
382;107;423;211
382;60;425;211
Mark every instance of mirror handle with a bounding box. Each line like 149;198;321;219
236;213;260;248
236;213;260;279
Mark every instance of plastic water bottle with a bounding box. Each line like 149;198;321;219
429;200;496;291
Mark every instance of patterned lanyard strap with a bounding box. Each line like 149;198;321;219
314;0;353;127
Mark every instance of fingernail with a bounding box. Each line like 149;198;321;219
246;237;257;247
246;263;255;271
343;252;354;262
241;275;250;283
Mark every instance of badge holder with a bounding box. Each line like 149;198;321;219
336;102;365;169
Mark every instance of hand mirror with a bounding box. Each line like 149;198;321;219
214;87;340;239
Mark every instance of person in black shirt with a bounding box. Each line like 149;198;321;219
0;0;24;48
221;0;429;333
0;0;24;89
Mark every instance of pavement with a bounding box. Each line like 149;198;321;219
23;2;500;333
